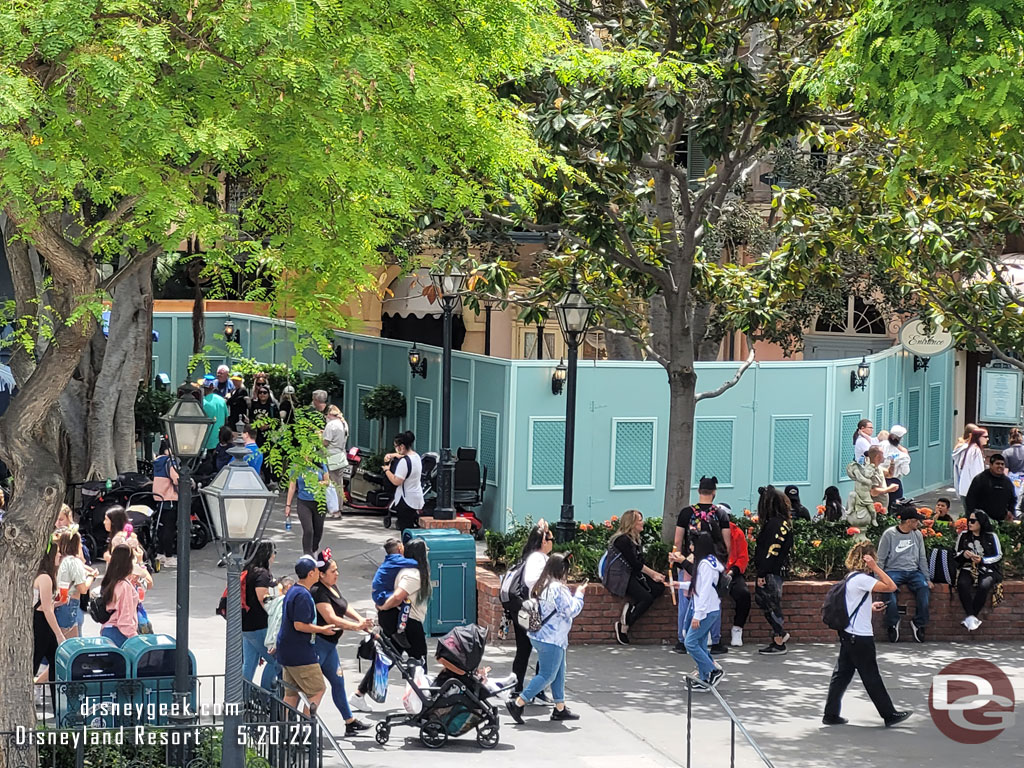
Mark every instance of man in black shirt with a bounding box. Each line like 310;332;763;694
965;454;1015;523
672;476;731;654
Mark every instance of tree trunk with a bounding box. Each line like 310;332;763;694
660;340;698;544
192;271;205;357
0;426;65;768
0;210;98;768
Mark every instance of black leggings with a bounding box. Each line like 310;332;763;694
156;501;178;556
295;498;324;556
33;609;58;680
624;575;666;628
358;608;427;695
957;571;998;617
511;615;533;692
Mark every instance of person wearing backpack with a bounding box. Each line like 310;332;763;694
609;510;666;645
506;553;585;725
822;541;912;728
241;542;280;690
503;521;553;697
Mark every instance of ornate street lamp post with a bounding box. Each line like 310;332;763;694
429;267;467;520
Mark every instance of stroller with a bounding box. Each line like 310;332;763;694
373;624;514;750
72;474;161;573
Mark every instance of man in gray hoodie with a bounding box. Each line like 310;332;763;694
877;507;933;643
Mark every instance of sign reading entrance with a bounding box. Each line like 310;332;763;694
897;318;954;357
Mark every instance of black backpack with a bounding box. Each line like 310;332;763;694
88;586;113;625
822;574;869;631
499;560;530;614
929;547;956;585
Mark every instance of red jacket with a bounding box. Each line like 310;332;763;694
726;523;749;575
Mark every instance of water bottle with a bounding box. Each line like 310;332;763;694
105;478;112;492
285;515;291;532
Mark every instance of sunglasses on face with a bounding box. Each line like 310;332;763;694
968;518;979;523
544;535;554;542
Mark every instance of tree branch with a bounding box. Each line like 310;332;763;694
81;195;139;254
604;205;675;293
695;345;756;402
100;243;164;293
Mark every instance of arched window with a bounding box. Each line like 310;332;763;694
814;297;886;335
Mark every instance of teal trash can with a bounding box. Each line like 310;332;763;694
122;634;197;725
54;637;130;728
411;529;477;635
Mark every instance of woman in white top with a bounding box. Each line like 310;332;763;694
323;405;349;519
54;529;98;638
383;431;423;531
955;429;988;500
822;541;910;727
351;538;432;712
683;532;725;689
510;520;553;695
506;553;585;724
852;419;876;463
881;426;911;508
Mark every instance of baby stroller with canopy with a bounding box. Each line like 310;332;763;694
373;624;514;750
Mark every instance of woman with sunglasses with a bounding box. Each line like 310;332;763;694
954;510;1003;631
509;520;554;697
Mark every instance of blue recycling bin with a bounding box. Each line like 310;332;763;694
54;637;130;728
411;529;477;635
122;634;197;725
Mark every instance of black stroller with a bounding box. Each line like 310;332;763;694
72;474;161;573
373;624;513;750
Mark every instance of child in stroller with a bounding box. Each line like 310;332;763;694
373;624;516;750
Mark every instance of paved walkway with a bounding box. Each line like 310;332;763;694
106;509;1022;768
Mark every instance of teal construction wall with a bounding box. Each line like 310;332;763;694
152;312;953;531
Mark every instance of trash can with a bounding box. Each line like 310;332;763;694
410;529;477;635
53;637;130;728
122;634;197;725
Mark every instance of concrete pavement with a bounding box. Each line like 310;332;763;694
115;510;1023;768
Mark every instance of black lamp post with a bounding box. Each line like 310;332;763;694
553;280;594;543
429;266;467;520
201;430;277;768
161;395;214;763
481;295;499;356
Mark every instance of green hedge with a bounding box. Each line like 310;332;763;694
485;517;1024;581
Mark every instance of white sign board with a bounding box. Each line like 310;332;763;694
979;366;1022;425
898;318;953;357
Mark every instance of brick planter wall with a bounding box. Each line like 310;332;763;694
475;564;1024;644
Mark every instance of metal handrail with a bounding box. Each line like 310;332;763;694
686;678;776;768
279;679;353;768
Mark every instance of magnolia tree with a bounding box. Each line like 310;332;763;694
0;0;559;759
475;0;857;539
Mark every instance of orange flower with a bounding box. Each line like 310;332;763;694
873;502;884;513
611;515;618;522
920;508;933;518
816;505;826;514
811;540;822;548
744;509;752;517
955;517;969;533
846;527;861;536
751;516;759;524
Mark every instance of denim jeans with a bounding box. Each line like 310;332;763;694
677;584;692;642
316;637;353;720
522;640;566;704
684;610;719;682
883;570;930;628
242;629;280;690
55;600;79;631
100;626;130;648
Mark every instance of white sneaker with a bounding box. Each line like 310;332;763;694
970;616;983;631
159;555;177;568
730;627;743;647
349;693;371;713
961;616;972;630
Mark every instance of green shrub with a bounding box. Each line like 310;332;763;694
485;514;1024;581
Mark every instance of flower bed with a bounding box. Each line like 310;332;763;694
485;512;1024;581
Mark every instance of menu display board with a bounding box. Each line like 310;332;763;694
979;366;1022;425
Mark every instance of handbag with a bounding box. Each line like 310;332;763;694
325;484;340;514
369;650;392;703
326;452;348;472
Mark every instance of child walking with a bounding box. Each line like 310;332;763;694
683;532;725;689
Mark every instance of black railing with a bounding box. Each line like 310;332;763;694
685;678;776;768
0;676;331;768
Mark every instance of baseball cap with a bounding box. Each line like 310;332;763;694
230;371;244;381
294;554;325;578
889;425;907;439
897;506;925;521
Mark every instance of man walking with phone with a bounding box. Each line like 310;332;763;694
278;554;338;713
